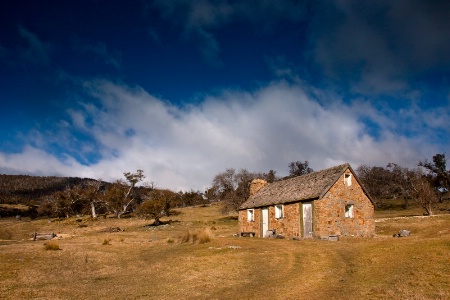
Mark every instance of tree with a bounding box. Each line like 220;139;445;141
419;153;450;202
264;170;277;183
411;170;439;215
105;170;145;218
386;163;415;209
357;164;414;208
53;185;85;218
136;189;175;225
287;161;313;178
176;190;207;207
37;197;57;219
357;165;392;206
211;168;264;213
82;179;105;218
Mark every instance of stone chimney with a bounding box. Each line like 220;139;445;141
249;179;268;197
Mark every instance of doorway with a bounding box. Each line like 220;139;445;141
261;207;269;237
302;202;313;238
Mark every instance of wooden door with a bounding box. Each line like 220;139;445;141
302;202;313;238
261;208;269;238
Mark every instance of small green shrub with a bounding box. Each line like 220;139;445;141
44;241;61;251
102;239;111;245
166;238;174;244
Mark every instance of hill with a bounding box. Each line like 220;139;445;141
0;174;101;205
0;203;449;299
0;175;103;217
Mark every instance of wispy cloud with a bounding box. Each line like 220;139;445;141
311;0;450;95
151;0;307;66
1;79;446;190
0;27;51;68
72;39;121;69
18;26;51;66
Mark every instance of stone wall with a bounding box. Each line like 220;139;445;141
313;170;375;238
267;203;301;238
239;169;375;239
239;208;261;237
239;203;302;238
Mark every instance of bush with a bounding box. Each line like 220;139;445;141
44;241;61;251
102;239;111;245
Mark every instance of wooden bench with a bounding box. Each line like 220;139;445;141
33;232;57;241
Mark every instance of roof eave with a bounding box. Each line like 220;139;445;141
239;196;320;210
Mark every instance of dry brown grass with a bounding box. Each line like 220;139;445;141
0;202;449;300
43;241;61;251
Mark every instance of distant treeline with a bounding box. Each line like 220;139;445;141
0;174;100;205
0;172;207;220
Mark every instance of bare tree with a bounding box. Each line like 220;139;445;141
357;163;414;208
211;168;264;213
411;169;439;215
82;179;105;218
357;165;393;206
419;153;450;202
386;163;415;209
105;170;145;218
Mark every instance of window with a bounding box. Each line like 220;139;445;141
275;204;284;219
344;173;352;186
345;204;354;218
247;209;255;222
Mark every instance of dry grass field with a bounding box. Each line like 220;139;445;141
1;203;449;300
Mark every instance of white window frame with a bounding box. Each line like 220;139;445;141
345;204;354;218
247;209;255;222
344;173;352;186
275;204;284;219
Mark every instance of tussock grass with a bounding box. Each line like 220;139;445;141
43;241;61;251
0;202;448;300
179;228;213;244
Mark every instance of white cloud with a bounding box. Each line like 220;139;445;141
1;80;447;191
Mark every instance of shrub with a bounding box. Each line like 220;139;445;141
44;241;61;251
102;239;111;245
166;238;174;244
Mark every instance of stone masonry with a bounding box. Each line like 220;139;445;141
239;167;375;239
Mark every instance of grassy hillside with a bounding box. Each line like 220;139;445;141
0;203;449;300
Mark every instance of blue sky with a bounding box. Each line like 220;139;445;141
0;0;449;191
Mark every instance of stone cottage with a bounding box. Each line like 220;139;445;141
239;163;375;239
